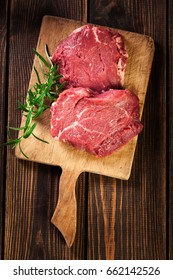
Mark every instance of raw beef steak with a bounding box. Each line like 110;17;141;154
52;24;128;91
50;87;143;157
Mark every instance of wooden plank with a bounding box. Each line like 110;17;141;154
14;16;154;247
4;0;87;260
168;0;173;260
0;0;8;260
88;0;166;259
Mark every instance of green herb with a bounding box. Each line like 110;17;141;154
2;45;65;158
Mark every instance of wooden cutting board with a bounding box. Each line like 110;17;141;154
15;16;154;247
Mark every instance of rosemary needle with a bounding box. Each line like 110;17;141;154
2;45;65;158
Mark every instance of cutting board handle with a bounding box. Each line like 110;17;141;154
51;168;81;247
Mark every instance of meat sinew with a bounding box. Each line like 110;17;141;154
51;87;143;157
52;24;128;92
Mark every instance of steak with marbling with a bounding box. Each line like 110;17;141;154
50;87;143;157
52;24;128;91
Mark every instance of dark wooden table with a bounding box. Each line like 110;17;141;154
0;0;171;260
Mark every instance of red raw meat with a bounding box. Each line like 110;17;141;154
52;24;128;92
50;87;143;157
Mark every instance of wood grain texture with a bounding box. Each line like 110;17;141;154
0;0;8;260
88;0;166;259
4;0;87;260
51;169;80;248
168;0;173;260
14;16;154;247
2;0;168;260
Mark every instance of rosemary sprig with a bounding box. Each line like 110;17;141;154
2;45;65;158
